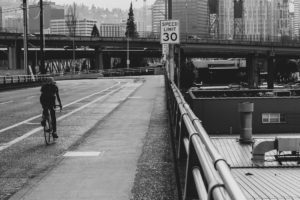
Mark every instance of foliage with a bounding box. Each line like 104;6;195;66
125;2;139;38
91;24;100;37
275;58;299;82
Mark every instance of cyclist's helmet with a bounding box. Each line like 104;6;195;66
47;77;55;84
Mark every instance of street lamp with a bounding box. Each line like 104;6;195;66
22;0;28;74
40;0;45;74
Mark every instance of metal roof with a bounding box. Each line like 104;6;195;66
211;137;300;168
232;168;300;200
211;137;300;200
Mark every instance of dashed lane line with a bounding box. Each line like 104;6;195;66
0;100;13;105
0;82;121;134
0;85;124;152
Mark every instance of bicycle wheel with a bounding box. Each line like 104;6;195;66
43;112;53;145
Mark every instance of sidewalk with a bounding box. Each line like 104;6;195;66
10;76;178;200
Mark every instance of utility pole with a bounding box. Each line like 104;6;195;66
40;0;45;74
22;0;28;74
167;0;175;82
127;36;130;69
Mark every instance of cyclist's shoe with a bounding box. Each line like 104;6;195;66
41;119;46;126
52;132;58;139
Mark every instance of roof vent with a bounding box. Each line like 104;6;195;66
252;136;300;164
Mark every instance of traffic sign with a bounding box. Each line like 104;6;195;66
162;44;169;55
160;20;180;44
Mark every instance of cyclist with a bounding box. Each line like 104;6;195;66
40;77;62;138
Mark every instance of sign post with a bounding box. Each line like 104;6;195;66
160;20;180;82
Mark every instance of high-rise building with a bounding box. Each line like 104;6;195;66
134;4;152;35
50;18;97;36
243;0;290;40
29;1;64;33
218;0;234;39
294;0;300;37
172;0;208;37
151;0;166;33
4;16;23;33
99;22;126;37
0;7;2;31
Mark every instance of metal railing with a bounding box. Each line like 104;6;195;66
166;79;247;200
100;66;164;77
0;74;49;85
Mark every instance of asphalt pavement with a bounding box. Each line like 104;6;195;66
9;75;178;200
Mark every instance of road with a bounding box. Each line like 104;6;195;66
0;78;144;200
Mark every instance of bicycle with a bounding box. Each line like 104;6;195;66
42;105;61;145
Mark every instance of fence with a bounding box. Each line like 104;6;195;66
166;78;247;200
100;66;164;77
0;74;49;85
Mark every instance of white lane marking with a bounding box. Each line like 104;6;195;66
0;127;43;151
0;86;123;152
26;95;36;99
0;82;121;134
128;96;146;99
63;151;103;157
0;100;13;105
25;122;40;125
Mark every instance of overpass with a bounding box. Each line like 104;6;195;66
2;32;300;88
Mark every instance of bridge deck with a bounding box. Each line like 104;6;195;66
9;76;178;200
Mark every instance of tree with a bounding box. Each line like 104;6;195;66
275;58;298;83
91;24;100;37
125;2;138;38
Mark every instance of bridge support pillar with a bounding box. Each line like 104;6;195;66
267;54;275;89
8;45;20;70
94;48;104;70
247;54;259;88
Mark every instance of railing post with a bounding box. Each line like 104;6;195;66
184;140;201;200
177;114;188;160
174;104;181;139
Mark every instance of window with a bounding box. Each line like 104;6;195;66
262;113;286;124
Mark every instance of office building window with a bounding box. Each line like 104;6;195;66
262;113;286;124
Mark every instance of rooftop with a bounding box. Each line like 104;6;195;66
212;136;300;200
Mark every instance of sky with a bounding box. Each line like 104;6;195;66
51;0;156;10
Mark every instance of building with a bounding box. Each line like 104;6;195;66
151;0;166;33
289;8;295;38
294;0;300;37
4;16;23;33
99;22;126;37
172;0;209;37
218;0;234;39
242;0;290;40
207;0;291;40
278;0;290;36
134;4;152;35
50;18;97;36
0;7;2;31
29;1;64;33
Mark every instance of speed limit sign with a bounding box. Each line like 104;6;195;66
160;20;180;44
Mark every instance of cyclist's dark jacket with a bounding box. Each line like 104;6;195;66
40;83;59;107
